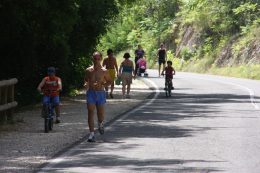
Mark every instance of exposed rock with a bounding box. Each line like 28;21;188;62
175;25;202;57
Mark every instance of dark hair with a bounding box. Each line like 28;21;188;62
167;60;172;65
107;49;113;55
123;52;130;59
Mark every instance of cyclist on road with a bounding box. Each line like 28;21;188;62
162;60;175;90
102;49;118;99
157;43;167;77
37;67;62;123
84;51;112;142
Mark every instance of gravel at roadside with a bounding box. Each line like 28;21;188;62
0;79;152;173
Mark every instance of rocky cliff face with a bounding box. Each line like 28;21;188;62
215;38;260;67
174;24;260;68
175;25;202;57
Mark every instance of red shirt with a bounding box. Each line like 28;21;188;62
165;66;174;79
42;76;60;96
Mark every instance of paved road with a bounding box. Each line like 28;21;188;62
38;70;260;173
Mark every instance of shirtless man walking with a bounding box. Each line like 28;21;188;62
102;49;118;98
84;51;112;142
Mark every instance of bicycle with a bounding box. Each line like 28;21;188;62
162;73;173;97
165;77;173;97
41;90;57;133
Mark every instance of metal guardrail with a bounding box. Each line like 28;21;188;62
0;78;18;123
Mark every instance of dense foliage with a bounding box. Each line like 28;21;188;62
98;0;259;79
98;0;180;65
0;0;121;105
0;0;259;105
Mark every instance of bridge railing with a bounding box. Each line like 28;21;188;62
0;78;18;123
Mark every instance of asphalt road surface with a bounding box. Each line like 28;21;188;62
38;70;260;173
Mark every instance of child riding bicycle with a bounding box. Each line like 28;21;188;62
161;60;176;90
37;67;62;123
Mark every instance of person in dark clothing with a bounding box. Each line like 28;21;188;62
157;43;167;77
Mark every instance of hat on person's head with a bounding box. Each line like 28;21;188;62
47;67;56;75
123;52;130;59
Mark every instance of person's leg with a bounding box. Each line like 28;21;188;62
122;84;126;98
158;62;161;76
87;104;96;142
126;83;131;99
162;62;166;74
87;104;95;132
41;96;49;117
53;96;61;123
110;82;114;98
96;105;105;123
127;83;131;95
96;90;106;134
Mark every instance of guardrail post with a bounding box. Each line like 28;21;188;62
7;85;14;123
0;86;7;123
0;78;18;124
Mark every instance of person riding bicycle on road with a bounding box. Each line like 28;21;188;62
162;61;175;90
37;67;62;123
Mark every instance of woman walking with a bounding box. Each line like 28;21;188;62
119;53;135;99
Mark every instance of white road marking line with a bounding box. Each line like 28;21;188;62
109;78;160;127
188;76;259;110
38;78;160;172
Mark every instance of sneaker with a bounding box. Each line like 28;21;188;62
126;94;130;99
87;135;95;142
98;121;105;135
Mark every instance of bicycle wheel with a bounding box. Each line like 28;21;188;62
43;105;49;133
44;118;49;133
49;110;54;131
49;118;53;131
165;84;168;97
168;86;171;97
168;82;172;97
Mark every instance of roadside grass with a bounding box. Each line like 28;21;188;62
181;59;260;80
209;64;260;80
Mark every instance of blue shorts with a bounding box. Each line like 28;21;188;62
86;90;106;105
43;96;60;106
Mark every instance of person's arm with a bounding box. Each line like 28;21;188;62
119;62;123;75
84;69;89;89
114;57;119;76
102;59;106;68
58;77;62;91
103;70;112;87
37;78;46;92
132;61;136;79
173;67;176;75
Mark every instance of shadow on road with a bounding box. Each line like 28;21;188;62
36;90;258;172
